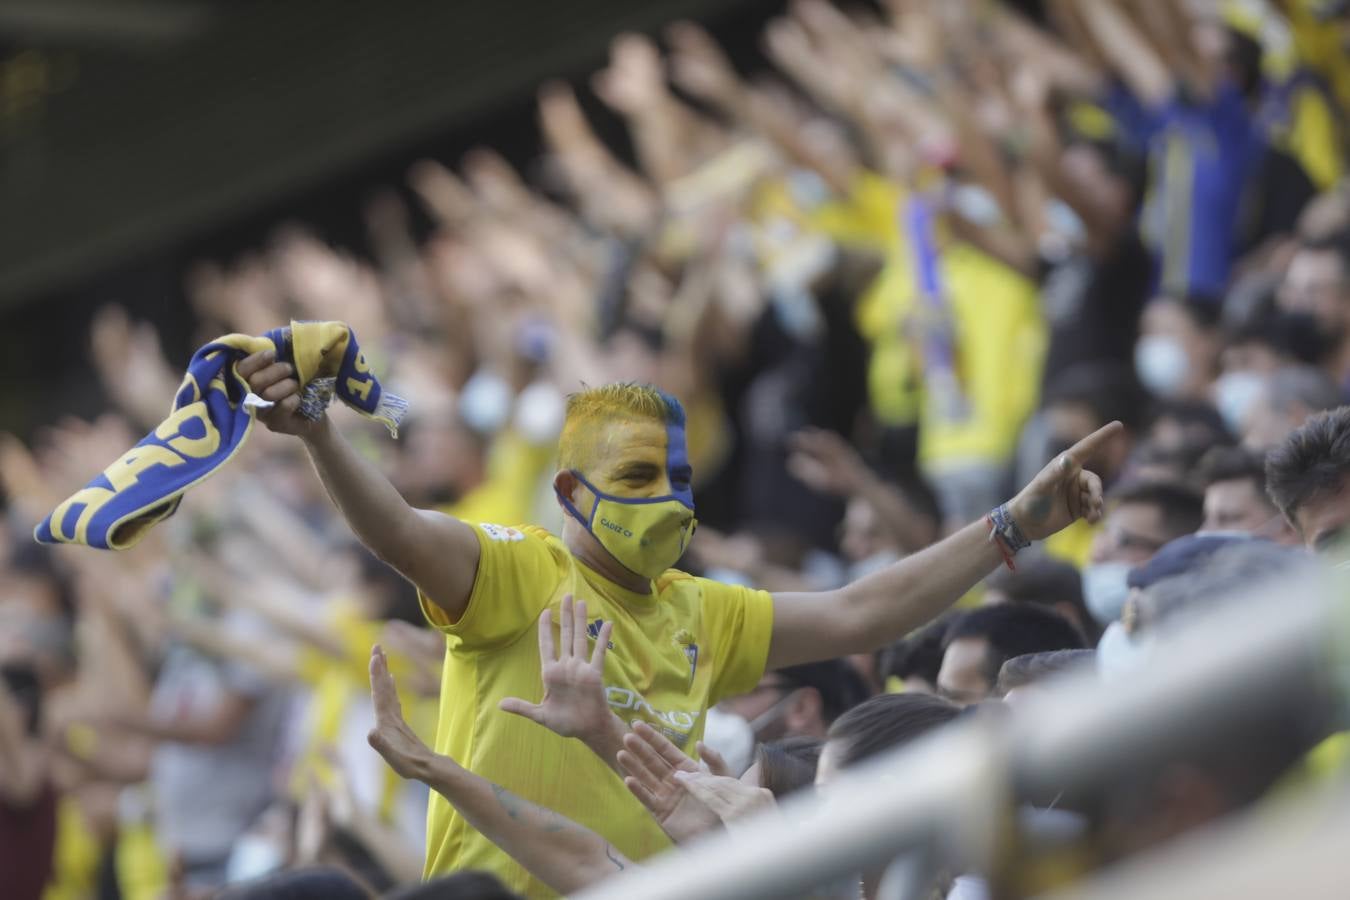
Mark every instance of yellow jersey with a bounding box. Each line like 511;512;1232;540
420;522;774;898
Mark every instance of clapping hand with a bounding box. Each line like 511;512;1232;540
617;721;723;843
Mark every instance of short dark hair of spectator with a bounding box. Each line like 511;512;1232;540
1195;445;1269;494
1042;363;1147;432
756;735;822;799
1107;480;1206;541
1266;406;1350;525
215;867;373;900
879;613;953;687
385;871;522;900
1264;366;1343;421
942;605;1086;686
996;649;1097;695
826;693;961;769
985;557;1094;642
1224;307;1326;367
773;659;872;724
1146;399;1230;443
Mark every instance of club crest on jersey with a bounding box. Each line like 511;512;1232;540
586;618;615;650
481;523;525;542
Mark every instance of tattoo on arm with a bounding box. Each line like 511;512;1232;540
491;783;522;820
491;782;571;833
604;843;627;872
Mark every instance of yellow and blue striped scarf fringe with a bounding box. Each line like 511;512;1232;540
36;321;407;550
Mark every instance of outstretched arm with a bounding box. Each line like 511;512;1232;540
238;348;480;621
767;424;1121;669
367;646;634;895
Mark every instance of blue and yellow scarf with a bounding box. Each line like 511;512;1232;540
36;321;406;550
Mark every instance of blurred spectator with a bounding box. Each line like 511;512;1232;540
1276;233;1350;386
936;605;1086;705
815;692;963;900
718;659;871;744
996;649;1097;705
1128;401;1232;482
1243;364;1344;450
1135;297;1221;403
1195;445;1297;543
1083;480;1204;626
1038;364;1143;487
1266;404;1350;552
878;615;951;696
984;557;1098;644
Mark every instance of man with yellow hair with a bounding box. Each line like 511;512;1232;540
238;349;1116;898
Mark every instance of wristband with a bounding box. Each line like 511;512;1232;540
986;503;1030;571
986;513;1018;572
989;502;1031;552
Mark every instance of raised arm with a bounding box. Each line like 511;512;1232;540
367;646;634;895
1078;0;1174;108
786;428;938;553
766;423;1121;669
238;348;480;621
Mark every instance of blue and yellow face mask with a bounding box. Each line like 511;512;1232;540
557;422;697;580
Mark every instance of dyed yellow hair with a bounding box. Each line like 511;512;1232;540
558;383;685;470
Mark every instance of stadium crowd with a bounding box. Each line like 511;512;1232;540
4;0;1350;897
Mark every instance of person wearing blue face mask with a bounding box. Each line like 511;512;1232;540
1082;481;1204;628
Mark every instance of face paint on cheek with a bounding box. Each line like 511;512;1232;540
664;420;695;509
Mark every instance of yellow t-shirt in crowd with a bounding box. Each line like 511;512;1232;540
857;238;1046;467
291;603;438;823
419;522;774;899
42;796;101;900
448;431;556;528
1287;0;1350;115
1044;519;1098;571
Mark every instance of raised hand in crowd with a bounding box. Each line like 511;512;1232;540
617;720;724;844
88;305;180;432
672;768;774;830
367;644;637;895
499;595;627;772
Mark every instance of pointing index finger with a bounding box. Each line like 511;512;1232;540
1060;421;1123;472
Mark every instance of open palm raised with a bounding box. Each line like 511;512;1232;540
500;594;615;740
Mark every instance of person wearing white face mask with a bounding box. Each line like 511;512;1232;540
1209;310;1296;436
1081;481;1204;628
1241;364;1343;451
1134;297;1221;402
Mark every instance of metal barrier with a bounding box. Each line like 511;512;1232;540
575;566;1346;900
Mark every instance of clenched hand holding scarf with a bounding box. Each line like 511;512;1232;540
36;321;407;550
